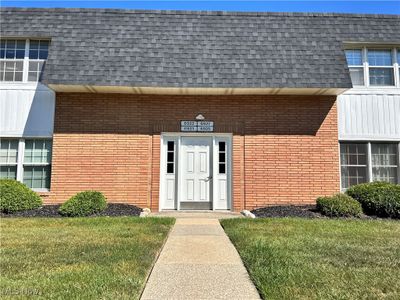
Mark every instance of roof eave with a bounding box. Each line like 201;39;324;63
47;84;349;96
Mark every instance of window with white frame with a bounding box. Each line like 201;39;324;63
371;143;398;184
345;47;400;87
0;38;50;83
340;142;399;189
345;49;364;86
0;138;52;190
0;40;25;82
368;49;394;86
398;49;400;76
23;139;52;189
340;143;368;189
0;139;19;179
28;40;49;82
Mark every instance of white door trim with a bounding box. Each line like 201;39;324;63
159;135;179;210
159;132;232;211
212;136;232;211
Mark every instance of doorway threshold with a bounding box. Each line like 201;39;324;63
151;210;242;219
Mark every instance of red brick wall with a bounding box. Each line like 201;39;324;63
47;93;340;211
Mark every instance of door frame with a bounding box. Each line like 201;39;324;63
159;132;232;211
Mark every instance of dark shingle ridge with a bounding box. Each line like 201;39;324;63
1;6;399;19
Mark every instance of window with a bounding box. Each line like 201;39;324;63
23;140;52;189
371;143;398;183
0;39;50;82
28;40;49;81
218;142;226;174
0;138;52;190
345;49;364;86
368;49;394;86
340;142;400;189
0;40;25;82
166;141;175;174
344;47;399;87
0;139;19;179
340;143;368;189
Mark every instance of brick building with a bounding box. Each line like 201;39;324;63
1;8;399;211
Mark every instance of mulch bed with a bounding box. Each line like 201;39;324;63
0;204;142;218
251;205;323;218
251;205;381;219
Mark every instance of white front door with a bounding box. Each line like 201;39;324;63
160;134;231;211
179;137;212;208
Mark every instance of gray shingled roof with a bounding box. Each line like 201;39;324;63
1;8;399;88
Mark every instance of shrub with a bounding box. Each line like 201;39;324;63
59;191;107;217
0;179;42;213
346;182;400;218
316;193;362;217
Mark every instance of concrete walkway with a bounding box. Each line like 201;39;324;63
141;213;260;300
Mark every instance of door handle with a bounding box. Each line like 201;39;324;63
204;176;213;182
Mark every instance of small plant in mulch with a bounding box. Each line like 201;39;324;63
316;193;362;218
0;179;42;213
59;191;107;217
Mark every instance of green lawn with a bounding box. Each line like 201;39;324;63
0;217;174;299
221;218;400;300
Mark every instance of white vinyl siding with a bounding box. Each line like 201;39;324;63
0;85;55;138
337;93;400;141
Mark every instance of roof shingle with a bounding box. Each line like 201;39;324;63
1;8;399;88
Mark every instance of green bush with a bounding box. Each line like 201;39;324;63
0;179;42;213
59;191;107;217
316;193;362;217
346;182;400;218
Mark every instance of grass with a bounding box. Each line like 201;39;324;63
221;218;400;300
0;217;174;299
